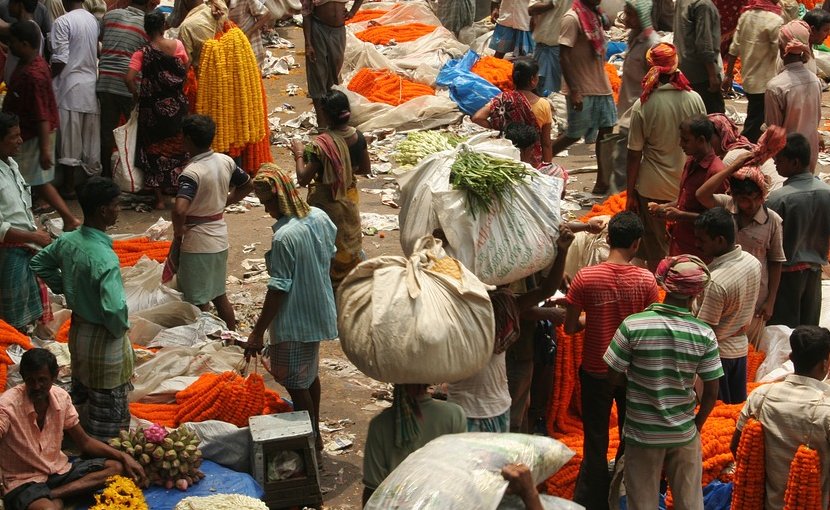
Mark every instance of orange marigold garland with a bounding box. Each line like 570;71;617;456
346;9;389;24
731;418;765;510
782;445;823;510
747;344;765;383
347;68;435;106
0;319;33;391
580;192;627;223
605;62;621;103
471;56;514;92
354;23;438;45
112;237;172;267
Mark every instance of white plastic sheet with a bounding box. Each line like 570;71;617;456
365;433;575;510
122;257;182;313
335;84;462;133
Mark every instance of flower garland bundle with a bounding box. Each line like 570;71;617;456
56;320;70;343
113;237;173;267
195;27;266;154
579;192;627;223
240;80;273;175
0;320;33;391
731;418;765;510
747;344;765;383
354;23;438;44
605;62;621;103
90;475;148;510
782;445;823;509
471;56;514;91
346;9;389;24
130;371;292;427
347;68;435;106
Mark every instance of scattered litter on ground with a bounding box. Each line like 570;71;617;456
360;213;399;232
262;53;299;77
242;243;260;254
323;434;355;455
285;84;300;96
320;357;362;378
263;32;295;49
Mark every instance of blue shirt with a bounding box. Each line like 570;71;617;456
766;172;830;268
267;207;338;343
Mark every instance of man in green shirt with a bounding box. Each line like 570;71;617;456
31;177;133;441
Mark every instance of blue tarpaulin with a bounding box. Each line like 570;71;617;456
436;49;501;115
620;480;733;510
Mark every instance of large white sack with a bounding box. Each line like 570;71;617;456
122;257;182;313
399;139;563;286
335;84;462;133
365;433;575;510
337;236;494;383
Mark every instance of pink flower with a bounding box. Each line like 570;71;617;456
144;424;168;444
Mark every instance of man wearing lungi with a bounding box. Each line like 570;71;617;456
300;0;364;126
30;177;134;441
0;112;53;331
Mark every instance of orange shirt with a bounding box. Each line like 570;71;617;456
0;385;79;492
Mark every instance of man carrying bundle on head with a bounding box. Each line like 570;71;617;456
245;163;338;457
605;255;722;510
731;325;830;510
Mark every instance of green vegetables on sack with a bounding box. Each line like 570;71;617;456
395;131;464;166
449;150;532;217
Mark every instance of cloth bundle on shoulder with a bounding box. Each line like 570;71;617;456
336;235;495;383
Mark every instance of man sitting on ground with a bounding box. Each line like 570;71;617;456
0;349;145;510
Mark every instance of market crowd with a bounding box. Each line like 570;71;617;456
0;0;828;508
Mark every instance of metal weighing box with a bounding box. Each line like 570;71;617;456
249;411;322;509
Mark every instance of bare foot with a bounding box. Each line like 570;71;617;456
154;200;166;210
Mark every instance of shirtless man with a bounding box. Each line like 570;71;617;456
301;0;364;126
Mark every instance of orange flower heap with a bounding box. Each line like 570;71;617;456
348;68;435;106
471;56;514;91
355;23;438;44
112;237;172;267
605;62;621;103
783;445;823;510
731;418;765;510
0;320;33;391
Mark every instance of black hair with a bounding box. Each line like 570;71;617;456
728;176;763;196
608;211;644;249
77;176;120;218
512;58;539;90
504;123;539;150
9;20;40;51
694;207;736;246
778;132;812;168
20;348;58;379
10;0;39;14
181;114;216;148
0;112;20;140
803;8;830;29
133;0;150;7
321;90;351;127
681;115;715;141
790;325;830;374
144;10;166;36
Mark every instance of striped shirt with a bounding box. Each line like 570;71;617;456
266;207;338;344
604;303;723;447
695;246;761;359
97;6;148;97
566;262;659;375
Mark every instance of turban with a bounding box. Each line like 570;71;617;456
728;125;786;197
625;0;653;31
252;163;310;218
708;113;754;154
655;255;711;297
640;43;692;103
779;20;811;57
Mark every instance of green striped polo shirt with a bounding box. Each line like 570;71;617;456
97;6;148;97
604;303;723;448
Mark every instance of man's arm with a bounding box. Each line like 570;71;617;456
764;88;783;127
99;268;130;339
563;303;584;334
29;243;63;292
760;261;782;320
515;228;575;312
606;366;626;388
301;1;315;62
66;424;147;486
730;427;742;457
346;0;365;18
559;45;582;110
529;0;554;15
693;3;721;92
244;288;285;356
695;378;719;431
695;152;754;208
502;464;544;510
172;197;191;240
50;20;68;77
226;175;253;206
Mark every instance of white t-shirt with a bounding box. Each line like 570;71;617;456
530;0;572;46
497;0;531;31
448;352;512;419
50;8;99;113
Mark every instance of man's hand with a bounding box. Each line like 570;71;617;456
758;299;775;321
491;5;499;21
569;90;583;111
557;226;575;250
626;190;639;213
39;150;52;170
31;229;52;247
122;454;148;488
721;75;733;93
245;330;265;361
502;464;542;509
585;217;607;234
305;44;316;63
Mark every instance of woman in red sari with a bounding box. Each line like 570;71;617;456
472;58;553;167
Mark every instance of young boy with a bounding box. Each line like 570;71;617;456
30;177;134;440
651;115;725;259
767;133;830;327
564;211;659;510
172;115;253;330
2;21;79;231
722;0;783;142
530;0;570;96
694;207;761;404
696;152;786;348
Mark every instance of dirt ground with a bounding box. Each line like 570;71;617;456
53;22;829;510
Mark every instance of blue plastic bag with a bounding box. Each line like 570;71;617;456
436;49;501;115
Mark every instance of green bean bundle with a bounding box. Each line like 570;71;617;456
449;149;532;217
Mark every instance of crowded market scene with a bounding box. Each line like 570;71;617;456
0;0;829;507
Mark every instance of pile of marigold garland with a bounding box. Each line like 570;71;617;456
348;68;435;106
354;23;437;44
112;237;172;267
0;320;33;390
605;62;621;103
471;56;514;92
195;23;272;174
130;371;292;428
544;192;771;502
